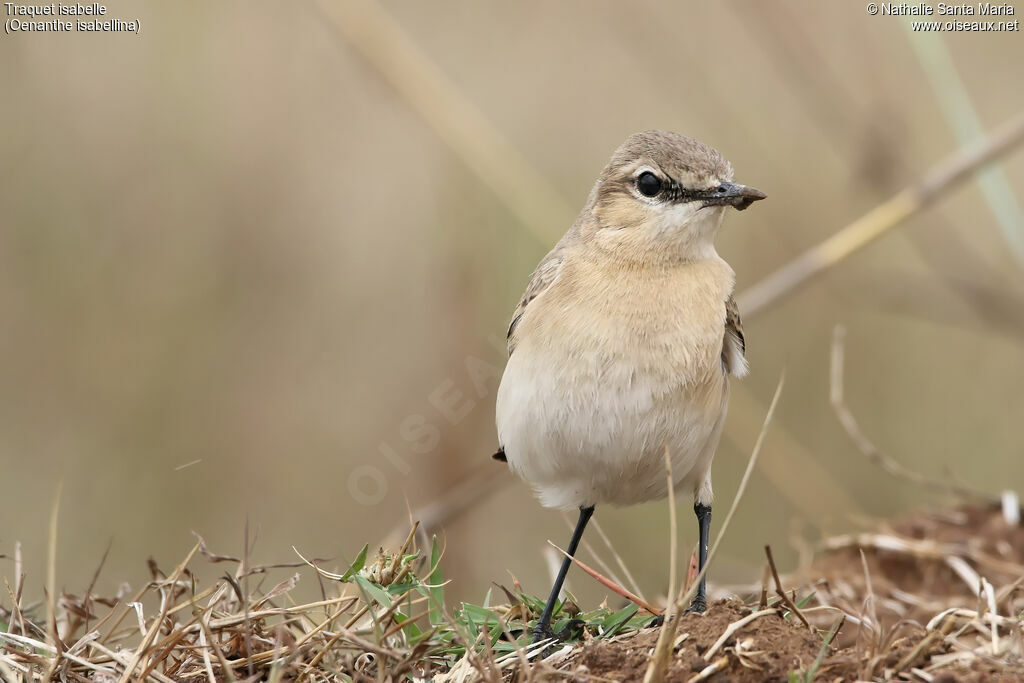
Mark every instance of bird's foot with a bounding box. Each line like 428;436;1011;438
648;598;707;627
530;623;557;645
529;619;585;656
685;596;707;614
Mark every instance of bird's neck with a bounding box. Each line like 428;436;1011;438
568;247;735;303
583;239;723;270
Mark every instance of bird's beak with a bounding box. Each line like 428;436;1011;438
702;182;766;211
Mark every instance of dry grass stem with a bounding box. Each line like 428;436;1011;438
703;608;781;660
591;518;645;602
641;447;680;683
546;543;661;616
764;545;811;630
739;109;1024;315
687;654;730;682
314;0;574;243
830;325;989;501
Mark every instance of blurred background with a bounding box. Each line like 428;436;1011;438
2;1;1023;609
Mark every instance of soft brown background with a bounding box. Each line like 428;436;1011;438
2;1;1022;607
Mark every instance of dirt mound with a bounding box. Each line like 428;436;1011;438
3;504;1020;680
534;503;1024;682
569;600;835;682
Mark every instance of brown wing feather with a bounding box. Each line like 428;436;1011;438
506;252;564;356
722;294;748;377
496;245;567;462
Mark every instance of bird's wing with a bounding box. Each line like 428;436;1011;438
495;246;566;463
505;217;584;357
506;251;564;356
722;294;748;378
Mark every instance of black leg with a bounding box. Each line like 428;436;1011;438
648;501;713;627
687;502;712;613
531;505;595;644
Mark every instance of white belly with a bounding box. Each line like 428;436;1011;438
496;340;728;510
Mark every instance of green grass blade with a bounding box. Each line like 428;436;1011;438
339;544;369;582
353;574;392;607
428;535;444;625
804;615;844;682
599;603;639;638
795;591;816;609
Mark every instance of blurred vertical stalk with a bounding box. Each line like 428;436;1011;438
315;0;575;243
901;25;1024;265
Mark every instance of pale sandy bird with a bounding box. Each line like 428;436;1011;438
493;130;764;643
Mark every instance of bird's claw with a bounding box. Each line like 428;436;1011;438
647;598;707;627
530;624;557;645
530;618;585;653
685;597;707;614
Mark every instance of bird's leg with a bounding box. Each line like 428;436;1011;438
686;501;712;613
648;501;713;627
531;505;594;645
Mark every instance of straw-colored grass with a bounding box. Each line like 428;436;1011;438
3;500;1021;681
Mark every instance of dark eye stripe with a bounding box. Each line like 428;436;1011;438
631;172;716;204
663;178;715;203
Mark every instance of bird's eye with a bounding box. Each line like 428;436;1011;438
636;171;662;198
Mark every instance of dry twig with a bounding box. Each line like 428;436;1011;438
829;325;989;501
739;110;1024;314
764;546;811;630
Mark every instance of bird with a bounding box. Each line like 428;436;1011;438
493;130;765;644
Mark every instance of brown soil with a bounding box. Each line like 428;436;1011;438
4;504;1019;681
534;503;1024;682
568;600;837;682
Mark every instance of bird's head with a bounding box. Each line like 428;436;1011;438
583;130;765;262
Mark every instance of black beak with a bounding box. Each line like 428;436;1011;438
702;181;766;211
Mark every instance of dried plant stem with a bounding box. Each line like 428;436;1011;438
895;612;957;673
901;26;1024;265
44;482;63;682
116;543;200;683
704;609;781;660
0;632;116;678
291;597;361;651
0;658;20;683
857;549;882;680
758;563;770;611
739;110;1024;315
5;575;26;638
546;542;661;616
576;535;629;601
688;654;730;682
591;518;645;601
87;640;176;683
641;448;680;683
764;545;811;630
194;604;237;683
830;325;989;500
314;0;574;243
